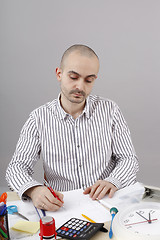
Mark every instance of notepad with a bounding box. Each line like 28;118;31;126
11;220;40;234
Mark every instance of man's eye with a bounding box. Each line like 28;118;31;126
86;79;93;83
70;76;78;80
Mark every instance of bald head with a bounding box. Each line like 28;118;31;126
60;44;99;70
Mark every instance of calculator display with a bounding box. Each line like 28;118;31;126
56;218;104;240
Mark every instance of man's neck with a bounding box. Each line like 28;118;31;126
60;95;86;119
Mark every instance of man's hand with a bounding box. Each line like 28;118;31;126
83;180;118;200
25;186;64;211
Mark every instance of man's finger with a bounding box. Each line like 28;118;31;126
90;185;105;200
96;186;110;200
108;187;117;198
83;187;91;194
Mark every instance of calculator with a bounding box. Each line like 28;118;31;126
56;217;104;240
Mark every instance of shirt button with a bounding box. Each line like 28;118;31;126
79;164;82;167
77;145;80;148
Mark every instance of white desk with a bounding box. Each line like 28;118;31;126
7;185;160;240
7;191;116;240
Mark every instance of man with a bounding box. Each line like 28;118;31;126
6;44;139;212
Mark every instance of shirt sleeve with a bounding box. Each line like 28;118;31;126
106;104;139;189
5;112;42;199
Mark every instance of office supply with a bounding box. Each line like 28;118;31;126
41;209;46;217
98;182;145;210
34;206;46;219
7;205;29;221
34;206;41;219
0;226;8;238
109;207;118;239
82;214;96;223
0;192;7;205
0;206;10;239
0;203;7;216
7;189;112;239
47;188;111;227
39;216;57;240
11;220;40;234
56;217;104;239
44;179;64;204
81;214;108;233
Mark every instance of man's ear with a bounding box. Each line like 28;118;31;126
55;67;62;82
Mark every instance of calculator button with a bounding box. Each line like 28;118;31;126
65;232;69;236
68;229;73;233
61;230;65;234
79;220;83;223
75;219;79;222
83;225;87;229
87;222;90;226
72;226;76;229
77;231;80;235
69;233;73;237
57;229;61;233
77;227;80;230
61;226;69;231
73;234;77;237
72;230;77;234
79;234;84;237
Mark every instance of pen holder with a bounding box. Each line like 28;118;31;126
0;208;10;239
39;216;57;240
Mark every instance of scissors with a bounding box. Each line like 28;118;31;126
7;205;29;221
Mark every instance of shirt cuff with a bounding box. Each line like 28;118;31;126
105;177;122;189
18;180;43;200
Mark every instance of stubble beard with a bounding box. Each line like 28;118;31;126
62;88;86;104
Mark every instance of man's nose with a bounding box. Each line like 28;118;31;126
75;79;84;91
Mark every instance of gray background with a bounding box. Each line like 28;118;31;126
0;0;160;194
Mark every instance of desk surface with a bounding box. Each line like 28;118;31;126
7;192;116;240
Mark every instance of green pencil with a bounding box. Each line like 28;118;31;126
0;227;8;238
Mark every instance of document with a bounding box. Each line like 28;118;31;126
98;182;145;210
47;188;111;228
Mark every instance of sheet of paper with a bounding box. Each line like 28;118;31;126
7;189;111;239
47;188;111;229
99;182;145;211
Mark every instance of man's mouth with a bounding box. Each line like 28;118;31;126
70;90;85;97
73;92;83;97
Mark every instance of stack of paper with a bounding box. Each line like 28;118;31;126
99;182;145;211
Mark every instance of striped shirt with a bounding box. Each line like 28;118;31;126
6;95;139;199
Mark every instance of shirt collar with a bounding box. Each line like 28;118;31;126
55;93;90;120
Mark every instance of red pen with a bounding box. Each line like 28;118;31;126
43;179;64;204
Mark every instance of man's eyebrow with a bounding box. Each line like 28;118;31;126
68;71;80;76
68;71;97;78
87;74;97;78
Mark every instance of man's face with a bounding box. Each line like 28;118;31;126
56;51;99;105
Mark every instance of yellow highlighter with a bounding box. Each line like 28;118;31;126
81;214;108;233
